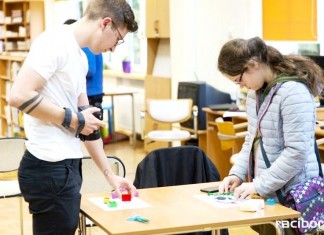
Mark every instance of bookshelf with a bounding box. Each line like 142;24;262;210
0;0;44;137
0;0;44;52
0;54;24;137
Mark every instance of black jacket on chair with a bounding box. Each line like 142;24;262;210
134;146;220;188
133;146;228;235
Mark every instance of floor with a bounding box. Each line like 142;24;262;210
0;139;257;235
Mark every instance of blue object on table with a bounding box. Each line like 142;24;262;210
127;215;150;223
265;198;276;205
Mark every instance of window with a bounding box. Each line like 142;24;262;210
103;0;147;73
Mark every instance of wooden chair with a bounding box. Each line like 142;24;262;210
215;118;248;164
316;107;324;121
80;144;126;184
80;156;126;194
0;137;26;235
141;98;198;146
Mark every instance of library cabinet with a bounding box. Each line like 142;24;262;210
0;54;24;137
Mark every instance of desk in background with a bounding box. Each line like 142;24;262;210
203;107;324;179
202;108;247;179
104;90;137;147
79;182;300;235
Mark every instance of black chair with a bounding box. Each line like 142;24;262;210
133;146;228;235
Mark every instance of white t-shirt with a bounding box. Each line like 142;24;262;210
24;25;88;161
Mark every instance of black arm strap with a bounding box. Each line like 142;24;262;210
259;137;323;205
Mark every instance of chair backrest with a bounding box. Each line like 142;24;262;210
216;121;237;151
215;118;247;151
317;107;324;121
0;137;26;172
146;99;193;123
80;156;126;194
133;146;220;189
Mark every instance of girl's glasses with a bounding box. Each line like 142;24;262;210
235;68;246;84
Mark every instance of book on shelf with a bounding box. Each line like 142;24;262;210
18;26;26;37
11;10;22;23
5;81;12;102
11;107;19;125
5;16;11;24
11;107;21;136
11;62;21;79
0;11;4;24
12;17;22;23
4;105;11;124
18;110;24;127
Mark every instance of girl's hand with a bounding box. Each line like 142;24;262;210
233;182;256;200
219;175;242;193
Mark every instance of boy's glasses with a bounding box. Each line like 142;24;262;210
111;20;124;46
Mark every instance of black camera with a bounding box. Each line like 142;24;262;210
78;103;103;141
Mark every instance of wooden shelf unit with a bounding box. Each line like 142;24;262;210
0;0;44;52
0;0;44;137
144;0;171;153
0;54;25;137
145;0;170;38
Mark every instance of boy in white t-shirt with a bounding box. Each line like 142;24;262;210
8;0;138;234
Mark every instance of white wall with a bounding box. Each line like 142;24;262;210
112;0;262;133
44;0;83;28
170;0;324;99
46;0;324;135
170;0;262;99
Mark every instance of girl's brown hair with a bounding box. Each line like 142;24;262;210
218;37;324;96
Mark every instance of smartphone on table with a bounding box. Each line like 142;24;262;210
200;185;219;193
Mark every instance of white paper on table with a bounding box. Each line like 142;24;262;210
88;197;151;211
193;194;248;209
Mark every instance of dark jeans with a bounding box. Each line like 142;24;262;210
18;150;82;235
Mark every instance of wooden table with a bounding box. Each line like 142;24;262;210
79;182;300;235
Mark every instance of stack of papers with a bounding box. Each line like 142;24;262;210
223;111;247;118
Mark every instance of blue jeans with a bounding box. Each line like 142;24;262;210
18;150;82;235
